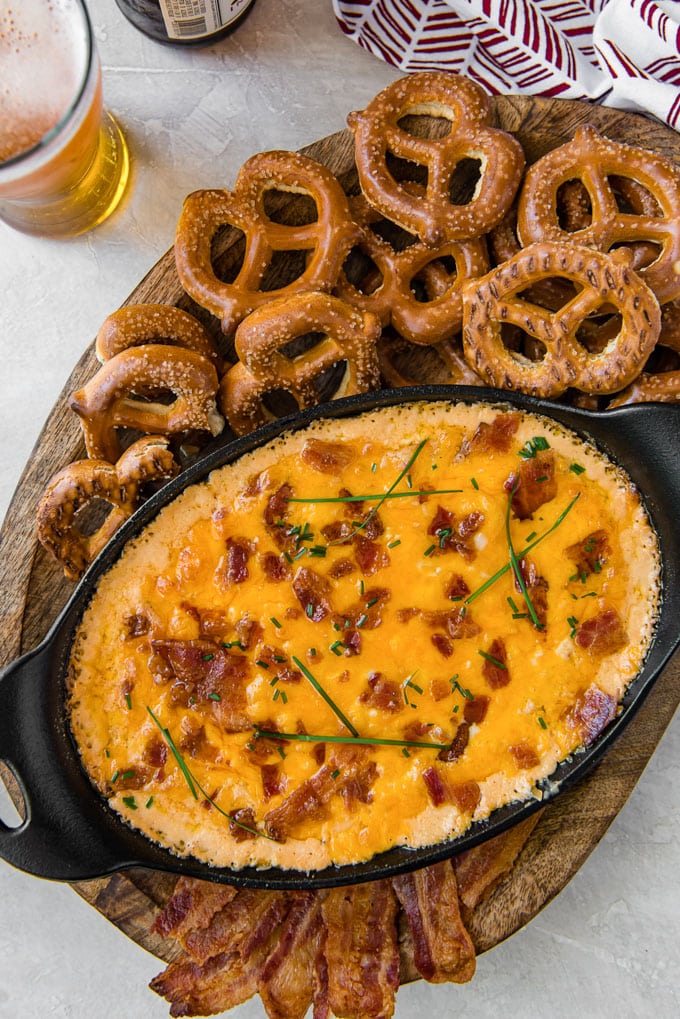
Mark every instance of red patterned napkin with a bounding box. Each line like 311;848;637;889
333;0;680;129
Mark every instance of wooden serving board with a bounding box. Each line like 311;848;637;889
1;95;679;976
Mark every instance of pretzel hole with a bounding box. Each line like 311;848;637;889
259;250;308;291
261;389;302;418
575;315;623;354
312;360;352;401
500;323;547;363
262;190;318;226
610;177;661;216
74;498;117;537
211;226;247;283
343;248;384;296
385;151;428;189
556;180;592;232
279;331;327;360
397;112;452;140
369;218;418;252
612;240;662;270
448;158;482;206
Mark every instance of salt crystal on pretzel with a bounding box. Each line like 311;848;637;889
462;242;661;399
517;124;680;304
36;436;178;580
220;291;381;435
336;191;488;346
95;303;222;371
348;71;525;246
175;150;361;336
70;344;224;463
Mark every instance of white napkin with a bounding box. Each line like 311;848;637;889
333;0;680;130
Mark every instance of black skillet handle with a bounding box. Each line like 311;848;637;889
0;641;124;881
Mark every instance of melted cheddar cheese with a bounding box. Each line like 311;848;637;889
67;402;660;871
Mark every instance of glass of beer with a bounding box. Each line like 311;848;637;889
0;0;130;237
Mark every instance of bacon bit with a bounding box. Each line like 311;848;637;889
301;438;354;474
456;412;520;460
423;606;481;640
143;735;168;770
260;552;290;582
509;742;541;769
243;471;267;499
430;677;452;702
565;684;617;745
264;766;336;841
312;743;326;765
338;487;363;516
427;507;484;560
482;637;510;689
445;573;471;600
464;695;489;725
359;672;403;712
505;450;557;519
321;520;352;544
260;763;285;801
292;566;333;622
235;615;264;650
341;760;378;810
228;806;259;842
417;482;436;503
342;629;362;656
356;510;384;540
328;557;355;579
451;781;481;813
432;632;454;658
437;721;469;762
224;537;251;584
515;557;549;629
566;529;611;576
264;483;293;526
575;608;628;656
353;534;390;575
151;639;251;732
422;766;448;806
396;607;420;623
178;716;214;760
114;764;152;791
123;612;150;638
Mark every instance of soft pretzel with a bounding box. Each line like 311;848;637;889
175;150;361;336
462;242;661;398
221;292;381;435
70;345;224;462
347;71;525;245
37;437;178;581
608;297;680;406
336;192;488;345
517;125;680;304
95;303;222;371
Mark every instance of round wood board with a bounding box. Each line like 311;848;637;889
0;94;679;974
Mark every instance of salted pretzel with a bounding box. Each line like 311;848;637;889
378;331;485;389
70;345;224;463
347;71;525;245
517;124;680;304
175;150;361;336
462;242;661;398
95;303;222;371
36;436;178;581
221;292;381;435
609;297;680;407
336;192;488;345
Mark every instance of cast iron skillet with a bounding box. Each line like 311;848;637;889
0;385;678;889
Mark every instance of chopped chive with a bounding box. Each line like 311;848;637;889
471;477;479;490
309;545;327;558
424;544;436;557
406;474;413;489
526;531;538;541
280;690;288;705
387;538;401;549
507;596;520;613
538;716;548;730
331;769;341;779
505;482;541;629
277;746;286;760
356;613;368;628
270;617;282;629
202;653;214;661
366;597;379;609
438;527;452;548
105;749;110;758
478;649;507;670
124;693;132;710
359;580;365;595
273;688;280;701
122;796;137;810
402;748;411;758
292;656;359;736
431;463;438;471
256;659;270;669
145;796;154;808
512;612;530;619
111;770;119;784
309;648;317;657
581;591;597;599
371;463;377;473
293;548;307;560
284;551;294;563
254;728;452;752
306;603;314;618
453;704;460;713
270;676;280;686
569;462;586;475
121;770;136;780
208;692;222;701
330;642;344;656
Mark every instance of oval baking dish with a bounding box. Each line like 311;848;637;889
1;385;679;889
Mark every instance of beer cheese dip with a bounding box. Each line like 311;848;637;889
67;401;660;871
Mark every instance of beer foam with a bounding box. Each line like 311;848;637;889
0;1;89;162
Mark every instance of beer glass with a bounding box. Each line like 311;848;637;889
0;0;130;237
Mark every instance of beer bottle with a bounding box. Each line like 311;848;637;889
113;0;256;46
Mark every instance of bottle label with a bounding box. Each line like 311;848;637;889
159;0;252;40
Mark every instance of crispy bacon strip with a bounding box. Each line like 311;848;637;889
184;889;290;965
321;880;400;1019
150;949;262;1018
453;813;542;919
152;877;238;946
258;892;323;1019
392;862;475;984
